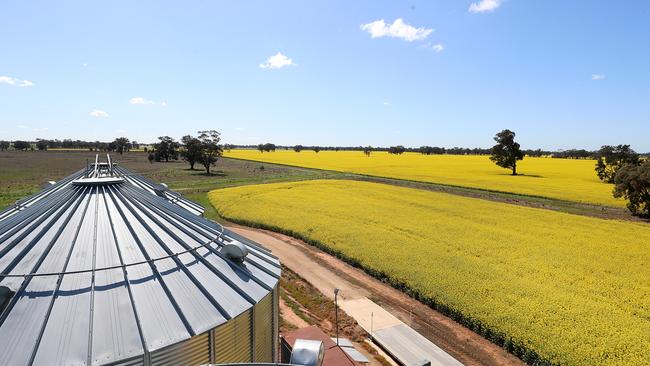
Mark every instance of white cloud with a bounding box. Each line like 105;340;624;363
16;124;28;129
360;18;433;42
0;76;34;87
421;42;445;52
130;96;167;106
90;109;109;118
591;74;606;80
383;102;390;106
259;52;296;69
130;96;156;105
469;0;502;13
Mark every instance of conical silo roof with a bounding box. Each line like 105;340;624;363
0;156;281;365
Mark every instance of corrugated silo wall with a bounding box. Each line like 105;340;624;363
133;284;279;366
151;332;211;365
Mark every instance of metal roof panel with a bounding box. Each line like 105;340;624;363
0;159;280;365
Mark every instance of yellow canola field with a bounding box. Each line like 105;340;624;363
224;149;623;207
209;180;650;365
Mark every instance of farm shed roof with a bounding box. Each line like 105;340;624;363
282;326;359;366
0;159;281;365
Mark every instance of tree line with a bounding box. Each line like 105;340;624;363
3;139;645;160
228;143;643;159
0;132;224;175
0;138;143;152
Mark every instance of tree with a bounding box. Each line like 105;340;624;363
257;143;275;153
490;129;524;175
148;152;155;164
363;146;373;157
0;141;9;151
36;139;48;151
293;145;303;152
197;130;223;175
388;145;406;155
613;159;650;217
154;136;179;162
180;135;202;170
113;137;131;155
313;146;321;153
595;145;640;183
13;141;31;151
420;146;445;155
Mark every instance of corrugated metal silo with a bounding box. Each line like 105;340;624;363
0;156;281;366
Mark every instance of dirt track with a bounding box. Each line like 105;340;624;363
229;225;524;366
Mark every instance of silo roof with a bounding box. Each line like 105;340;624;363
0;159;280;365
0;164;205;220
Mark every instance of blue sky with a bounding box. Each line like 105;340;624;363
1;0;649;151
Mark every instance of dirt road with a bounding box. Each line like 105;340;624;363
229;225;524;366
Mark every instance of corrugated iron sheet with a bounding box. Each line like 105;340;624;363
215;309;253;363
150;331;210;366
254;293;274;362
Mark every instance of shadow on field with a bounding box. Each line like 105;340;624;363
497;173;545;178
190;171;226;177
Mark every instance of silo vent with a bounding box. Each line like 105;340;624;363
290;339;324;366
41;181;56;189
219;241;249;263
153;183;168;196
0;285;16;315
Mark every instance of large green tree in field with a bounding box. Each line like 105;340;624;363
388;145;406;155
490;129;524;175
180;135;202;170
595;144;640;183
198;130;223;175
613;159;650;217
35;139;48;151
113;137;131;155
12;141;31;151
154;136;179;162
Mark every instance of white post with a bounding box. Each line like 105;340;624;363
370;311;374;341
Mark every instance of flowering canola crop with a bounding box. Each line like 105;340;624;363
209;179;650;365
224;149;623;207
